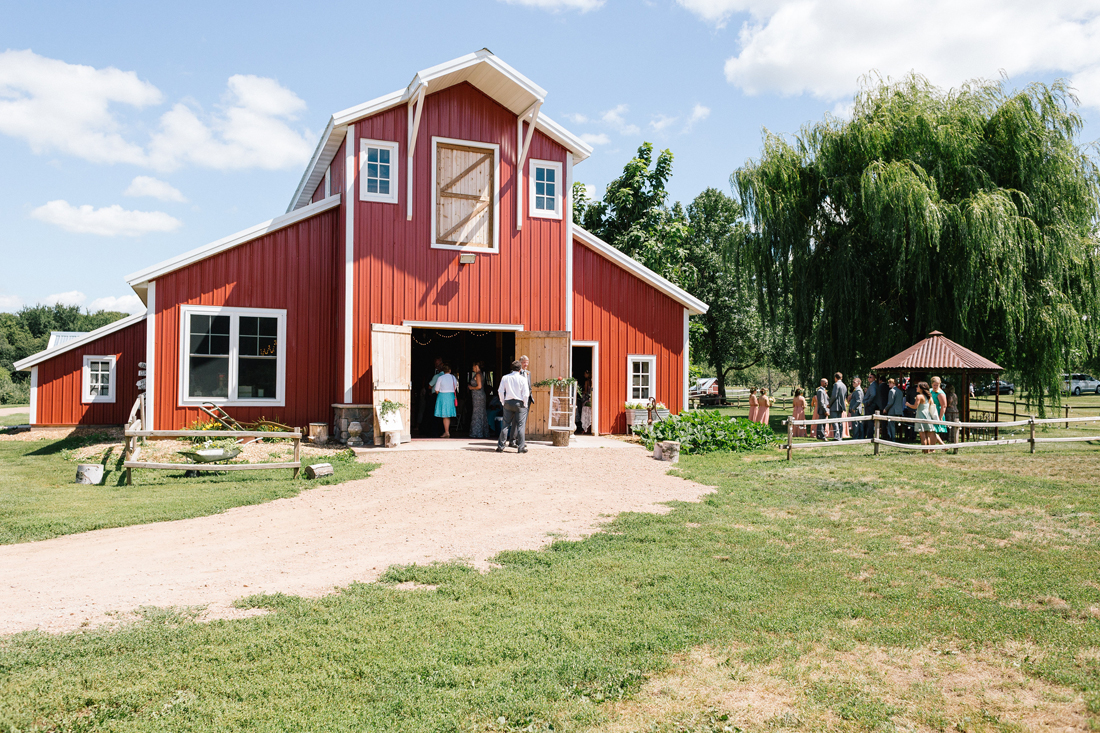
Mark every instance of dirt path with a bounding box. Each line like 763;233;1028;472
0;445;711;635
0;406;29;417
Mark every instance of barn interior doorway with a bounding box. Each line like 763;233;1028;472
409;327;515;438
572;342;598;435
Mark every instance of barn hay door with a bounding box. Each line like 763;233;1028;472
514;331;569;439
371;324;412;444
436;143;495;249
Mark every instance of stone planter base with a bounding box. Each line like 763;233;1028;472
331;404;374;446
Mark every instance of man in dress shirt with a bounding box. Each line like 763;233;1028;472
829;372;848;441
497;360;531;453
511;355;534;447
848;377;864;438
862;374;879;439
815;378;829;440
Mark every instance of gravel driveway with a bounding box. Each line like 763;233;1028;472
0;443;712;634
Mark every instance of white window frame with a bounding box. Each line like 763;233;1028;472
627;354;657;402
529;159;563;220
178;305;287;407
359;138;400;204
81;355;117;404
430;136;500;253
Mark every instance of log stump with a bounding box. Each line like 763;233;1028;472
305;462;334;479
550;429;571;447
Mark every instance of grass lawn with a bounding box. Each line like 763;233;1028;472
2;443;1098;731
0;412;29;427
0;434;377;544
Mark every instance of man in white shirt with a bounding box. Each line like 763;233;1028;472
512;354;534;447
497;360;531;453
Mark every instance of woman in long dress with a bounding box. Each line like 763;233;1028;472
944;384;960;445
790;389;807;437
758;388;772;427
929;376;948;445
468;362;489;439
433;364;459;438
906;381;935;453
748;388;759;423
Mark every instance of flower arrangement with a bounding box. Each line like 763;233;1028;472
624;399;649;410
655;402;667;410
535;376;577;390
378;399;405;419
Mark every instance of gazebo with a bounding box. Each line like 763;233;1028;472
871;331;1004;438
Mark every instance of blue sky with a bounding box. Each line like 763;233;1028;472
3;0;1100;314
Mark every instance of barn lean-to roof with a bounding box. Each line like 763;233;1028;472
286;49;593;214
13;312;147;371
871;331;1002;373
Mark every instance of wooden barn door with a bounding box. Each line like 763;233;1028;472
514;331;570;439
436;143;494;248
371;324;412;444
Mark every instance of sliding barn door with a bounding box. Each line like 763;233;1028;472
435;142;495;248
371;324;412;444
514;331;570;439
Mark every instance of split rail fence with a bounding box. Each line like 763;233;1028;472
782;412;1100;460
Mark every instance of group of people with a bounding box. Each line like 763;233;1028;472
789;372;960;449
746;388;774;425
421;355;534;453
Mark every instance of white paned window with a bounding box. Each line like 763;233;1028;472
179;306;287;406
82;355;117;403
529;159;562;219
359;139;399;204
431;137;500;252
627;355;657;402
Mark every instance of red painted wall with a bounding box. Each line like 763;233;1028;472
572;239;686;434
151;208;340;430
347;82;570;402
34;319;146;425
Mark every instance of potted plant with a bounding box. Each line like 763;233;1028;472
653;402;670;421
625;400;649;427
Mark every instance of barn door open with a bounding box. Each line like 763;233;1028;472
371;324;412;444
514;331;570;439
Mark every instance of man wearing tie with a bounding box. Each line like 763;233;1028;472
814;378;829;440
829;372;848;441
862;374;879;440
848;377;864;438
885;377;906;440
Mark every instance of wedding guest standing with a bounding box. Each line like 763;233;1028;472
748;388;759;423
944;384;960;444
790;388;807;437
815;378;830;439
929;377;948;446
468;362;489;439
849;377;864;438
863;375;879;439
829;372;848;441
758;388;772;427
433;364;459;438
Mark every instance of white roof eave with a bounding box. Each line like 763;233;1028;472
572;226;709;315
13;312;147;371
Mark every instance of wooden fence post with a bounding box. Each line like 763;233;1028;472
1065;404;1071;430
293;430;301;479
1013;400;1017;423
873;411;881;456
786;420;793;461
1029;416;1035;453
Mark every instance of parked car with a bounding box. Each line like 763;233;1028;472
977;380;1015;396
1063;373;1100;395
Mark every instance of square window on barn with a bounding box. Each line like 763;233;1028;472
627;355;656;402
529;160;562;219
359;139;399;204
180;306;286;406
432;138;499;252
82;355;117;404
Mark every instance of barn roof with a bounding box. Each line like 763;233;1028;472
286;50;592;213
871;331;1002;373
573;227;709;315
14;312;147;371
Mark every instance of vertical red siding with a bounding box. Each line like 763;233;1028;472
34;319;146;425
572;240;686;434
349;82;570;402
152;209;340;430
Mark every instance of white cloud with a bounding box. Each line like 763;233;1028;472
89;294;145;314
147;75;314;171
499;0;604;11
601;104;641;135
0;50;161;165
564;112;589;124
30;200;182;237
0;52;313;170
580;132;611;146
679;0;1100;109
44;290;86;307
0;295;22;312
583;183;597;200
124;175;187;202
682;104;711;132
649;114;679;132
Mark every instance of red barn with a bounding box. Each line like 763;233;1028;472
16;51;707;438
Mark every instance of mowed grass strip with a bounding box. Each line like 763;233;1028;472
0;412;29;427
0;435;376;544
1;445;1099;731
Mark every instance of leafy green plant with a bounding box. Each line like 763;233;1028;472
534;377;576;390
632;410;778;454
378;399;405;419
187;419;226;444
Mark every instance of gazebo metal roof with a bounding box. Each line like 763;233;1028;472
871;331;1002;373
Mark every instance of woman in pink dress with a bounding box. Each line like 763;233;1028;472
758;388;772;427
747;388;759;423
790;388;807;437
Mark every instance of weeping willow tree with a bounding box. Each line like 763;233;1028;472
734;74;1100;410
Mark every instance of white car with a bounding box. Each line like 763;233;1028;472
1063;373;1100;395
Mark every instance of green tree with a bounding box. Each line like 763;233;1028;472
734;74;1100;410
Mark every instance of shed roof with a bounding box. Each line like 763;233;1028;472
871;331;1002;373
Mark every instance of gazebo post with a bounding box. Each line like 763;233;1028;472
994;372;1001;440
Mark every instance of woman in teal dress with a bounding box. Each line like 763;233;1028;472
906;381;935;453
930;376;948;445
433;364;459;438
